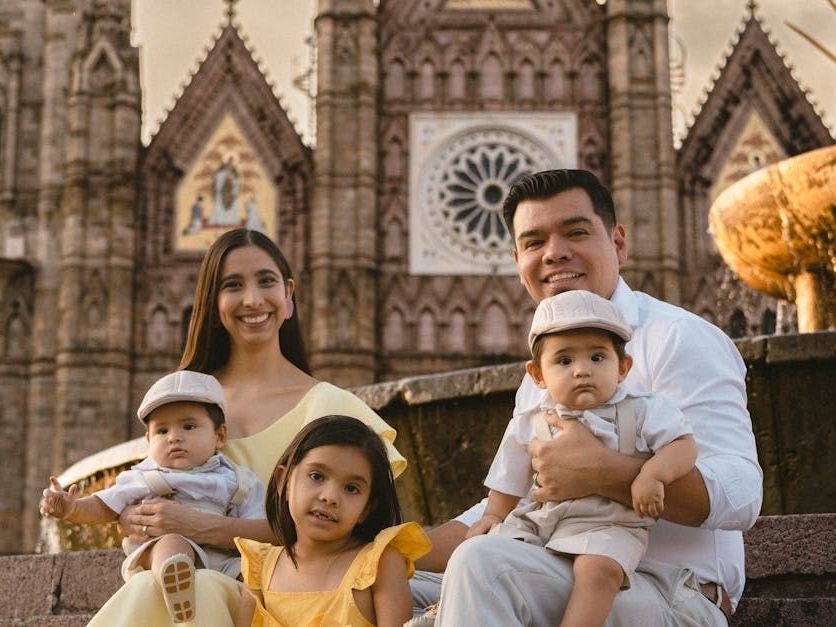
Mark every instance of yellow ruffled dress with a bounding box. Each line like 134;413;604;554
87;383;407;627
236;523;430;627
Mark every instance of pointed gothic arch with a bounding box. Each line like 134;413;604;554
79;38;124;93
146;305;170;352
446;308;468;353
417;308;437;352
385;59;407;100
480;53;504;101
516;59;536;102
447;59;467;101
418;59;436;101
479;301;510;353
383;307;407;351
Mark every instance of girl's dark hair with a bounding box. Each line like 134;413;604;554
179;228;309;374
266;415;402;565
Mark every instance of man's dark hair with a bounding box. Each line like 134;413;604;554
502;169;617;241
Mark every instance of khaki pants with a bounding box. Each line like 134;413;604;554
433;535;727;626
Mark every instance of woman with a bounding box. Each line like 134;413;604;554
89;229;406;626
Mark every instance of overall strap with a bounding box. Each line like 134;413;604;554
226;460;251;513
615;397;637;456
141;469;175;497
534;410;555;441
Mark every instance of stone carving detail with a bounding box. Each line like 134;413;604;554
146;306;169;351
384;309;405;351
479;302;510;353
4;307;26;358
447;309;467;352
417;309;436;352
410;113;577;275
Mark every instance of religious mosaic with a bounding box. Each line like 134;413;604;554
175;114;277;251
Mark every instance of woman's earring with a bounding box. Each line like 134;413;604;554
284;298;294;320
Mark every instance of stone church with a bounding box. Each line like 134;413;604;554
0;0;831;551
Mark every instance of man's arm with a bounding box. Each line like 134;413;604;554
416;520;468;572
529;425;709;526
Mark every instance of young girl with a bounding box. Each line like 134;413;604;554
235;415;430;627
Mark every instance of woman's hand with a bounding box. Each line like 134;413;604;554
119;499;273;548
119;498;211;544
528;416;612;503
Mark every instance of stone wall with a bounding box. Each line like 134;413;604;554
353;331;836;525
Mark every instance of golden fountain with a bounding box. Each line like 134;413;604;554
708;145;835;332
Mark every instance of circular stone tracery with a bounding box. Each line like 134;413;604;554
421;129;554;264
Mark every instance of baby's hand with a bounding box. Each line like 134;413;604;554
631;474;665;518
39;477;78;519
465;514;503;539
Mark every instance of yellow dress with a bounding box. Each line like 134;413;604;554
87;383;407;627
236;523;431;627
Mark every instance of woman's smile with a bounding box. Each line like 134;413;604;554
217;245;294;345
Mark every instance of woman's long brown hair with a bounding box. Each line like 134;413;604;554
179;229;309;374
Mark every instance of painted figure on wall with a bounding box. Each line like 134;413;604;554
212;154;241;224
183;195;205;235
244;195;265;232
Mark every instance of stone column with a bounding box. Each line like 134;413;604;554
22;0;77;550
52;0;139;477
309;0;378;385
606;0;680;302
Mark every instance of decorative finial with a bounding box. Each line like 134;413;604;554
224;0;239;23
747;0;758;17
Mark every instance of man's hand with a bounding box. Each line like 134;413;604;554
466;514;503;539
528;416;612;503
39;477;78;519
631;473;665;518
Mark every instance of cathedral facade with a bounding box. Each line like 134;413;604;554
0;0;831;551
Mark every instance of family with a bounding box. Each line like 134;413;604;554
39;169;762;626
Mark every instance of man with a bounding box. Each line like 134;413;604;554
419;169;762;625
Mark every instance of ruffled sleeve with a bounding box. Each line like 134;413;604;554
235;537;276;589
351;522;432;590
301;383;407;478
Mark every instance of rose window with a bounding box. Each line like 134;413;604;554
420;129;555;265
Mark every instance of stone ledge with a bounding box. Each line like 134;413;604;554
0;549;122;622
744;513;836;579
353;362;525;410
351;332;836;412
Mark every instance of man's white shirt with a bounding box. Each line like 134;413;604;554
457;278;763;608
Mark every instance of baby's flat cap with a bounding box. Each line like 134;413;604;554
137;370;226;423
528;290;632;352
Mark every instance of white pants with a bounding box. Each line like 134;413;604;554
434;535;727;626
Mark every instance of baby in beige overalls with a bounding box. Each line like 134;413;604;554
467;290;698;627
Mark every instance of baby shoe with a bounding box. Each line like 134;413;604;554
160;553;196;623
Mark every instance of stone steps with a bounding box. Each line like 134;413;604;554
1;514;834;625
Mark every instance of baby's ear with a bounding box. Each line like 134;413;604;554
215;424;228;447
525;360;546;388
618;354;633;381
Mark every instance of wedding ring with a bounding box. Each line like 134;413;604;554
143;525;148;535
